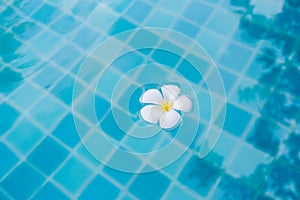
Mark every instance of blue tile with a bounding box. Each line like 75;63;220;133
54;157;92;193
0;33;21;63
178;156;221;196
111;51;145;73
53;44;81;69
246;117;286;156
32;63;63;89
0;6;20;27
182;1;213;25
126;1;152;23
0;67;23;94
211;175;255;200
28;137;68;175
144;9;174;27
51;15;81;34
95;95;111;120
152;49;181;68
108;17;136;35
281;132;300;168
1;163;45;200
159;0;185;12
9;83;41;109
72;26;100;50
207;9;239;35
32;4;62;24
0;102;20;135
13;0;41;15
52;113;80;148
219;43;252;72
262;162;300;199
12;21;42;40
165;184;196;200
197;30;226;58
79;175;120;200
50;74;74;105
173;19;199;38
29;95;66;129
177;59;203;84
278;66;300;98
96;68;121;98
0;143;18;178
71;0;97;19
103;166;133;185
0;189;10;200
100;111;125;141
31;31;63;56
110;1;131;13
32;182;69;200
218;68;237;94
219;103;252;137
129;171;171;200
6;118;44;154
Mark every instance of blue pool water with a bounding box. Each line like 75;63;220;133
1;0;300;199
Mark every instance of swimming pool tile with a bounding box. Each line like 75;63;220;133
53;157;92;193
13;0;41;16
1;163;45;200
228;144;271;182
111;51;145;73
51;15;81;35
0;6;20;27
262;161;300;199
0;189;10;200
279;132;300;168
50;74;74;105
129;171;171;200
173;19;199;38
218;43;253;72
6;118;44;154
12;21;42;40
52;45;82;70
246;117;287;156
31;31;63;57
109;0;131;13
207;8;239;35
32;4;62;25
88;4;118;31
108;17;137;35
9;83;42;110
216;103;252;137
28;137;69;175
32;62;64;89
29;95;67;129
79;175;120;200
165;184;198;200
144;9;174;27
218;68;238;94
129;29;160;49
152;49;181;68
211;174;256;200
126;1;152;23
182;1;213;25
0;33;21;63
158;0;186;13
32;182;69;200
277;66;300;98
0;67;23;94
71;0;97;19
95;94;111;120
52;113;80;148
100;111;126;141
72;26;100;51
0;102;20;135
0;143;18;178
96;68;121;98
177;59;202;84
178;155;222;197
103;166;133;185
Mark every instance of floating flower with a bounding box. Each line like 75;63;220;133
139;84;193;129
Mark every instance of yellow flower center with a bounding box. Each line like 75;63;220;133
160;101;173;112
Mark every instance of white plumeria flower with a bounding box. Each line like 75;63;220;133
139;84;193;129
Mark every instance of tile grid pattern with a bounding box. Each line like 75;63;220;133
1;0;299;199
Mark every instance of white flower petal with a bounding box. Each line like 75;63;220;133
140;105;163;124
161;85;180;101
159;109;181;129
173;95;193;112
140;89;163;104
